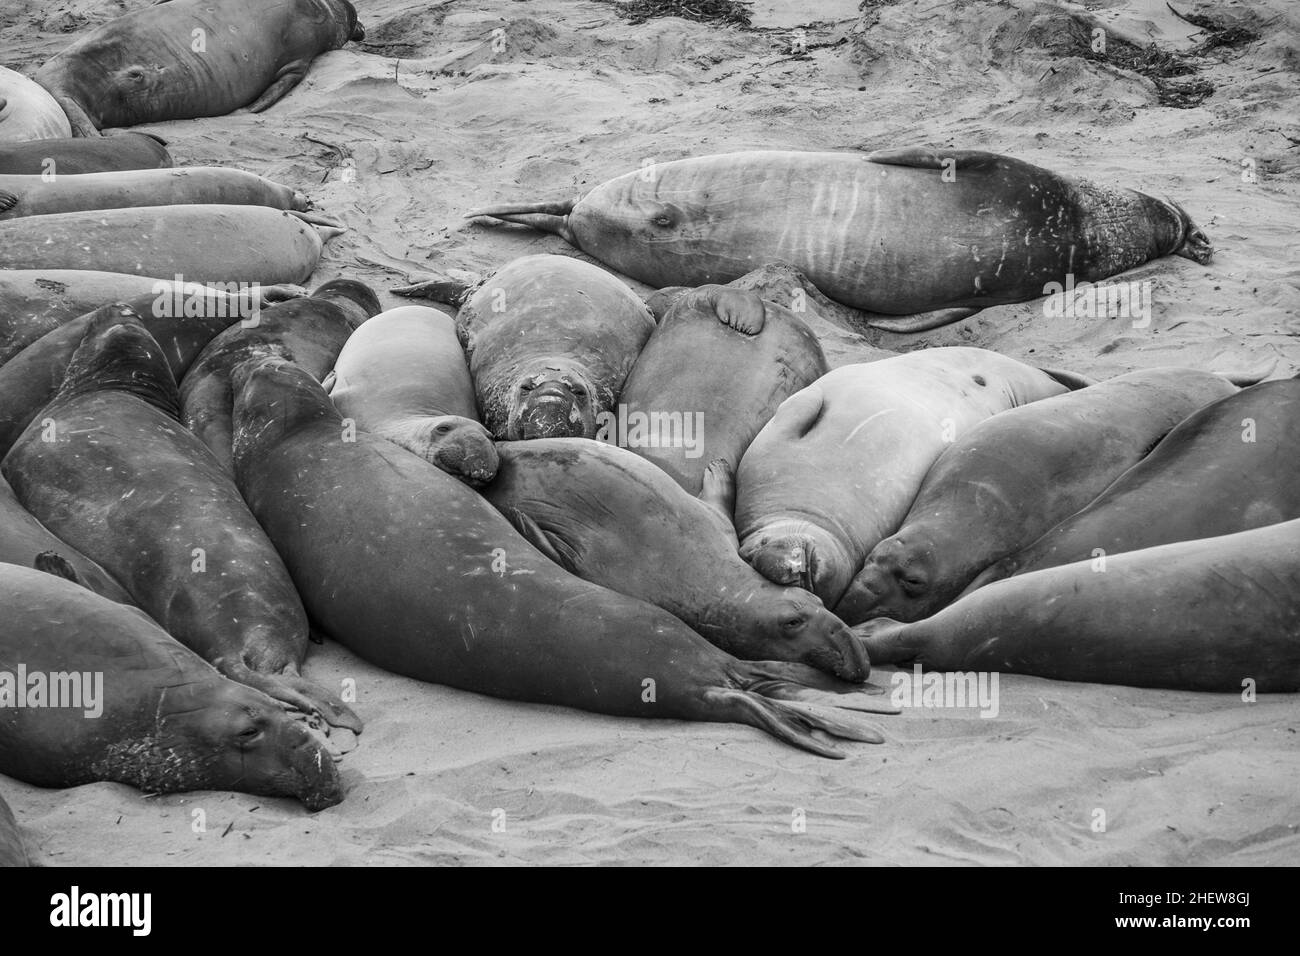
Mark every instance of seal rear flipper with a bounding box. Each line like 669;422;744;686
0;189;17;213
705;287;766;335
220;662;364;735
55;305;182;419
506;508;581;574
866;307;978;334
865;147;1006;171
707;689;885;757
463;199;579;245
741;661;902;715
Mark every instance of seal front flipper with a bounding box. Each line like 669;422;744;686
743;660;903;715
707;688;885;757
866;307;978;334
699;458;737;529
220;660;363;735
694;287;766;335
0;189;16;213
506;508;581;574
244;63;308;113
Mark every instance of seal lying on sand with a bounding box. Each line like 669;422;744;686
2;310;360;733
735;347;1069;609
0;790;27;867
467;148;1212;331
0;66;71;142
327;305;498;485
857;519;1300;692
0;205;342;285
0;167;309;220
34;0;364;136
970;378;1300;588
839;368;1240;624
396;254;655;440
616;285;828;495
181;279;380;472
0;132;171;176
233;357;897;759
0;563;344;810
483;439;870;680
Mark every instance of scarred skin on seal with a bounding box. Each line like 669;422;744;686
466;148;1213;332
35;0;365;136
616;285;828;495
0;66;72;142
856;519;1300;692
327;305;499;485
0;132;172;176
1;311;361;733
838;368;1241;624
969;378;1300;589
482;439;870;680
0;167;310;221
181;278;380;472
735;347;1069;610
0;564;343;810
232;357;898;759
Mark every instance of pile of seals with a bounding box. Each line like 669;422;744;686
1;0;1295;841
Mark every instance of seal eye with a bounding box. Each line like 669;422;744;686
237;726;262;744
899;577;926;596
782;617;804;631
435;423;454;435
570;385;587;398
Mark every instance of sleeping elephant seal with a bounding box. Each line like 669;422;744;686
857;519;1300;692
0;790;28;867
34;0;364;136
181;278;380;472
466;148;1213;332
0;131;171;176
1;474;133;605
397;254;656;441
232;356;897;758
327;305;498;485
972;378;1300;588
0;563;343;810
2;309;361;733
839;368;1240;624
735;347;1069;609
616;285;828;495
482;439;871;681
0;66;71;142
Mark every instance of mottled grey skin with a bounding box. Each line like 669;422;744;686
857;520;1300;692
0;564;343;811
971;379;1300;589
839;368;1240;624
482;439;870;681
2;310;360;733
35;0;364;136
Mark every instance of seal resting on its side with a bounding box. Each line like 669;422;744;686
0;563;344;810
0;132;171;176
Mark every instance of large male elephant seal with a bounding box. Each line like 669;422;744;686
0;563;343;810
0;790;27;867
0;474;133;604
181;278;379;471
327;305;498;485
857;519;1300;692
0;131;171;176
615;285;828;495
397;254;656;440
482;439;870;680
0;204;342;284
2;309;360;733
233;356;896;758
839;368;1240;624
468;148;1212;331
0;66;71;142
34;0;364;136
0;166;308;220
972;378;1300;587
735;347;1069;609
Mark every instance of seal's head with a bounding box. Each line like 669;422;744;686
835;532;937;625
752;589;870;682
1164;198;1213;265
505;363;599;440
405;415;500;486
739;519;854;607
333;1;366;43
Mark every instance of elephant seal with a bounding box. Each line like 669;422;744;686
326;305;498;485
482;439;870;680
2;309;360;733
0;166;309;221
1;474;133;604
839;368;1240;624
0;790;27;867
0;66;71;142
735;347;1069;609
0;131;171;176
0;563;343;810
857;519;1300;692
972;378;1300;587
467;148;1213;332
181;278;380;472
0;205;343;284
396;254;656;440
34;0;364;136
232;356;897;758
615;285;828;494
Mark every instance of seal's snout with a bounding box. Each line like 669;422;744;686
509;375;594;440
351;21;366;41
432;425;501;486
289;732;345;812
835;563;890;624
744;533;817;591
1179;225;1213;265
